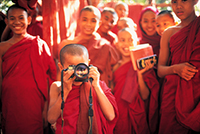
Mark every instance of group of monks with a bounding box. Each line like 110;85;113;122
0;0;200;134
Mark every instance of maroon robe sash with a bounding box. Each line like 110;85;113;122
2;34;57;134
159;16;200;133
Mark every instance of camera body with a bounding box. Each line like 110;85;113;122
66;63;91;82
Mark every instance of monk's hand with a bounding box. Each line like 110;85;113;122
138;59;154;75
89;66;100;89
63;70;76;92
174;62;198;81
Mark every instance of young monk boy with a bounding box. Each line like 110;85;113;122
59;6;119;88
97;7;118;46
111;2;129;35
156;10;176;36
0;4;57;134
117;17;137;32
158;0;200;133
113;28;160;134
48;44;118;134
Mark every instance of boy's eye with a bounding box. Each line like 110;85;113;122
19;17;24;20
92;19;97;23
128;38;133;42
171;0;177;4
82;18;87;21
119;38;125;42
9;17;15;20
156;24;160;27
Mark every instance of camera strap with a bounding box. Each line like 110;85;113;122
88;78;93;134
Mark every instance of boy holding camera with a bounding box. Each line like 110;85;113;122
112;28;160;134
48;44;118;134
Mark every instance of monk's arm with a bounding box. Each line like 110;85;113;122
157;29;198;80
157;29;175;78
47;82;70;124
90;66;115;121
93;85;115;121
1;25;11;42
137;72;150;100
47;83;63;124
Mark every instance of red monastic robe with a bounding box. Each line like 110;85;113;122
27;21;43;39
113;61;159;134
76;33;119;87
56;81;119;134
1;34;57;134
159;16;200;134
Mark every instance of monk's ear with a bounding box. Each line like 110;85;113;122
58;62;64;72
27;16;32;25
88;59;91;65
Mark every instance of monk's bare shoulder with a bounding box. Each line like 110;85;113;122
50;81;62;95
162;25;181;43
0;40;13;57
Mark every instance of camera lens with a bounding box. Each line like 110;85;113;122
74;63;89;79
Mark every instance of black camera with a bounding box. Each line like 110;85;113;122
65;63;91;82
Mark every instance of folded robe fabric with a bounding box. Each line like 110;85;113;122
56;81;119;134
159;16;200;133
113;61;159;134
2;34;57;134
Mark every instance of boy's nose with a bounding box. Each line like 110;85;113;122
14;19;21;24
176;1;182;8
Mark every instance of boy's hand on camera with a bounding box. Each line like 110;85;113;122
63;70;75;92
89;66;100;88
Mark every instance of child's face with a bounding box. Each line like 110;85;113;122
171;0;197;20
156;14;175;36
62;54;89;86
117;31;137;57
99;11;116;33
117;20;128;31
79;10;100;36
140;10;157;36
7;8;30;35
115;4;128;18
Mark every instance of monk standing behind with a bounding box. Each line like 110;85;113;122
158;0;200;133
97;7;118;46
59;6;119;88
113;28;160;134
0;4;57;134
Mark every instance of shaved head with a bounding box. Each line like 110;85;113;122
60;44;89;66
